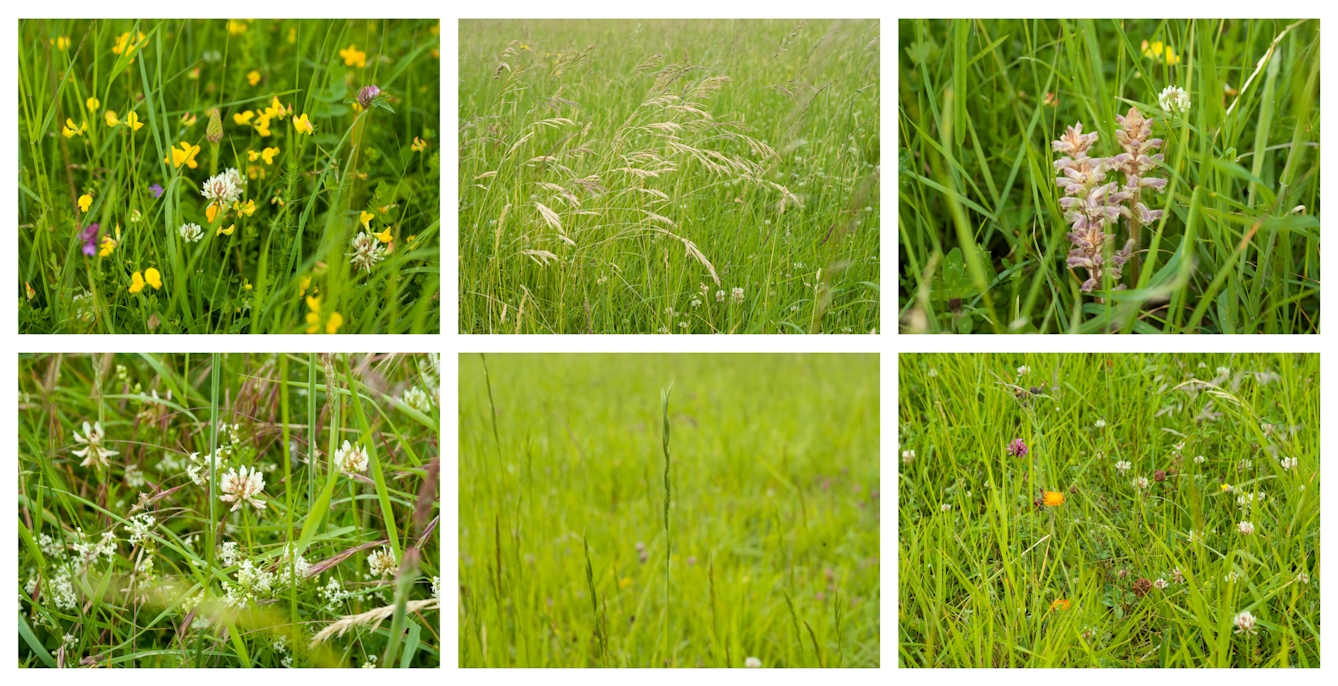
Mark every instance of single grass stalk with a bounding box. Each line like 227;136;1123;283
660;383;673;665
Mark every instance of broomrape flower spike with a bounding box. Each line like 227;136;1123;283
219;465;267;511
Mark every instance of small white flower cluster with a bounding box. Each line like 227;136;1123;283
1237;520;1256;535
361;656;378;669
1279;456;1298;470
1094;419;1107;429
731;287;745;304
1132;476;1150;490
200;168;245;206
179;222;204;243
72;290;96;323
401;386;433;414
1017;366;1031;376
319;576;350;613
1296;571;1310;585
902;449;915;465
1171;568;1184;584
124;463;147;488
1236;491;1266;509
940;503;951;512
334;440;370;476
123;513;156;546
348;232;387;272
1224;571;1241;583
368;547;398;578
1114;460;1132;473
431;575;440;599
1194;455;1207;464
71;527;118;569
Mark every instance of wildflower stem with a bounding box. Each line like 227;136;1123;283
660;383;673;666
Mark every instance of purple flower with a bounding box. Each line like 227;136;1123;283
357;84;381;109
81;223;100;256
149;184;164;199
1006;438;1028;458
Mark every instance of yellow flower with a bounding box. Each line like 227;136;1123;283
299;275;312;297
164;141;201;169
1221;483;1232;492
145;268;162;289
406;234;417;244
247;70;261;86
359;210;374;231
411;136;428;152
1165;47;1182;66
287;26;297;44
351;102;363;114
111;31;145;57
78;194;92;212
86;96;100;112
247;149;260;162
227;20;248;36
243;278;253;291
619;577;632;589
293;113;314;135
205;203;220;224
25;282;36;300
52;36;70;51
339;44;367;68
1043;491;1065;507
129;271;146;293
98;235;117;257
261;146;280;165
62;118;87;138
217;223;235;236
105;110;120;127
124;111;144;131
181;111;197;127
326;311;343;334
254;113;272;137
374;227;392;243
234;111;255;126
235;199;256;216
265;97;287;120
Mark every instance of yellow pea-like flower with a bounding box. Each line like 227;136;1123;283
339;44;366;68
86;96;100;112
254;113;272;137
247;150;260;162
105;111;120;127
236;199;256;217
247;70;261;86
78;194;92;212
129;271;146;293
265;96;287;120
262;147;280;165
411;136;427;152
234;111;255;126
144;268;162;290
299;275;312;297
164;141;201;169
217;223;235;236
325;311;344;334
98;236;117;257
62;118;87;138
374;227;392;243
181;111;197;127
52;36;70;51
359;210;374;231
124;111;144;131
293;113;314;135
205;204;219;224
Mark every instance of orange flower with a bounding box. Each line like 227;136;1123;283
1051;599;1072;611
1043;491;1065;507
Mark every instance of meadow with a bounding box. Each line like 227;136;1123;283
18;19;441;334
458;354;880;666
898;353;1319;667
18;353;440;667
459;19;881;334
898;20;1320;333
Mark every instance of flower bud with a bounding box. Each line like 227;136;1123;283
206;108;223;144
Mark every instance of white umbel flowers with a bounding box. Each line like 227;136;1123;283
219;465;267;511
72;420;118;469
347;231;386;272
334;439;369;475
1159;85;1191;114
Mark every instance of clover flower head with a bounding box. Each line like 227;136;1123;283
1296;571;1310;585
1279;456;1298;470
1006;438;1028;458
940;503;951;512
401;386;432;414
333;439;369;475
357;84;381;109
81;223;100;256
1094;419;1107;428
347;231;386;272
1233;610;1258;635
1115;460;1132;473
179;222;204;243
1153;578;1168;589
368;547;397;578
1159;86;1191;115
201;168;245;206
219;465;267;511
731;287;745;304
745;657;762;668
72;420;119;469
1194;455;1207;464
901;449;915;464
1237;520;1255;535
1133;476;1150;490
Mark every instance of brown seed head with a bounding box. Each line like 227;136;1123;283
1132;577;1153;597
1154;470;1167;482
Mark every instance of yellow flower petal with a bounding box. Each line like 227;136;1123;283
125;111;143;131
326;311;343;334
78;194;92;212
359;210;374;231
234;110;255;125
129;271;145;294
206;204;219;224
217;223;235;236
145;268;162;289
262;146;280;165
105;110;120;127
293;113;314;135
374;227;392;243
248;150;260;161
299;275;312;297
247;70;261;86
86;96;100;112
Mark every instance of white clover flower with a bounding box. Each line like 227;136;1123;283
179;222;204;242
927;368;939;378
1017;365;1031;376
1172;568;1184;584
124;463;147;488
219;465;267;511
368;547;398;578
715;289;725;303
902;449;915;464
347;231;386;272
1238;459;1253;471
1133;476;1149;490
200;168;244;206
1233;610;1258;635
401;386;432;414
731;287;745;304
1094;419;1107;429
1237;520;1255;535
73;420;119;469
1216;366;1231;377
940;503;951;512
333;439;369;475
1279;457;1298;470
1115;460;1132;473
1296;571;1310;584
1194;455;1206;464
1224;571;1240;583
1153;578;1168;589
1159;86;1191;114
745;657;762;668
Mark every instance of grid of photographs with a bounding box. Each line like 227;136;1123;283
6;9;1330;677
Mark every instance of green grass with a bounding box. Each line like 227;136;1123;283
458;354;880;666
898;19;1319;333
18;353;440;667
19;19;441;334
898;353;1319;667
459;19;881;334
